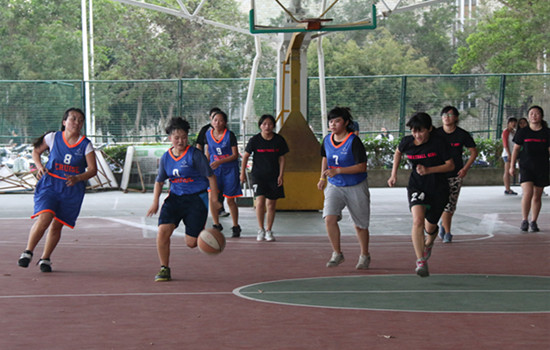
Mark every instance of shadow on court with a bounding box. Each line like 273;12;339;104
0;186;549;349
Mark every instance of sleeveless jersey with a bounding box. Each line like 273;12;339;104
323;132;367;187
205;128;238;169
42;131;91;194
158;146;210;196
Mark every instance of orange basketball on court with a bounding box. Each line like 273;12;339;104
198;228;226;255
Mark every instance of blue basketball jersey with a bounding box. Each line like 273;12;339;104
323;132;367;187
157;146;210;196
42;131;91;193
205;128;238;169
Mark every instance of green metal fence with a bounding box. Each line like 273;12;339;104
1;73;549;146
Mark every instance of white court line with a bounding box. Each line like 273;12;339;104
233;274;550;314
0;291;233;299
241;289;550;294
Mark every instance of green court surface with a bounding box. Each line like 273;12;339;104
234;274;550;313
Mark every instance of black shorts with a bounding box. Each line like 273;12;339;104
407;187;449;225
251;176;285;200
158;191;209;237
519;166;550;188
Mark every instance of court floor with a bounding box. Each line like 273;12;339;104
0;186;548;349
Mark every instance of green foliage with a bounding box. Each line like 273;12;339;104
469;137;503;168
362;136;399;169
102;144;128;173
453;2;550;74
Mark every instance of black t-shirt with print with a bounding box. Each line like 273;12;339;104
513;126;550;172
245;133;289;181
398;131;452;195
436;126;476;177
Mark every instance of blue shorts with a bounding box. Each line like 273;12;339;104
213;166;243;198
158;191;209;237
32;175;85;228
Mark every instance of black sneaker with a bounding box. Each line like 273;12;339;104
530;221;540;232
520;220;529;232
18;250;33;268
213;223;223;231
231;225;241;238
38;259;52;273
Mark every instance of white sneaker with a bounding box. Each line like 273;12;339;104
265;230;275;242
257;228;265;241
355;254;371;270
326;252;345;267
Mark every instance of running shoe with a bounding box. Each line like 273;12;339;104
520;220;529;232
355;254;371;270
438;226;445;241
155;266;171;282
265;230;275;242
231;225;241;238
38;259;52;273
530;221;540;232
256;228;265;241
443;233;453;243
212;223;223;231
423;243;434;260
504;190;518;195
18;250;33;268
415;258;429;277
326;252;345;267
219;209;230;217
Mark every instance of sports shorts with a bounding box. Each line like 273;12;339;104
158;191;209;237
213;166;243;198
31;175;85;228
407;186;449;225
251;175;285;200
519;165;550;188
323;178;370;229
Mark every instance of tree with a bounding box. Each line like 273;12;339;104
453;1;550;73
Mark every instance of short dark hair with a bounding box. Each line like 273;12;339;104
406;112;433;131
507;117;518;123
165;117;190;134
209;107;222;117
258;114;276;128
328;106;354;132
440;105;459;118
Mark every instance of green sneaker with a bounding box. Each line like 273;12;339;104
155;266;171;282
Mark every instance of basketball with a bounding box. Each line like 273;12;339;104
197;228;226;255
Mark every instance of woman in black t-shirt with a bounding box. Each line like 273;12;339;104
388;112;454;277
240;115;289;242
510;105;550;232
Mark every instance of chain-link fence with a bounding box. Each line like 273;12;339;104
1;73;549;146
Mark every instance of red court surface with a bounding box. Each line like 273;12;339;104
1;187;549;349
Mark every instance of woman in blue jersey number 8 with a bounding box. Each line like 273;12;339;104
17;108;97;272
147;117;221;282
317;107;371;270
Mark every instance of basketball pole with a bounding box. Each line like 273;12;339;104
81;0;92;141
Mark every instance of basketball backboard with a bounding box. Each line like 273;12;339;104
250;0;377;33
